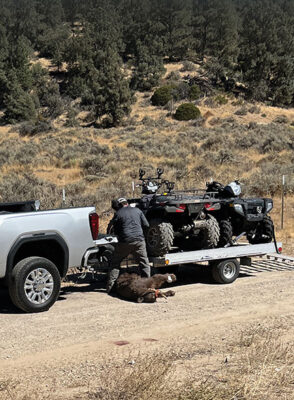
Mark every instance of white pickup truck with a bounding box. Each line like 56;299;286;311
0;202;116;313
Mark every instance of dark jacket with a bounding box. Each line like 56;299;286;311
112;206;149;243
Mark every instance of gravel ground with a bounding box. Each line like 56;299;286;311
0;259;293;399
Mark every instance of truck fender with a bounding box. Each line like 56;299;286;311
6;233;69;280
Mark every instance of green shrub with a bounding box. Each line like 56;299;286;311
274;114;289;124
174;103;201;121
181;60;196;72
189;84;201;100
172;82;190;101
81;155;107;176
18;120;54;136
248;105;261;114
151;86;173;106
4;88;36;123
232;99;244;106
166;71;181;81
235;106;248;115
214;95;228;105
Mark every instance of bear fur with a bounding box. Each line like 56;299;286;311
115;273;176;303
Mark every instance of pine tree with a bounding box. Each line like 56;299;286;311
192;0;239;68
4;71;36;123
157;0;193;60
7;36;33;91
94;48;132;126
131;39;165;91
0;24;8;106
10;0;41;45
239;0;294;104
62;0;80;26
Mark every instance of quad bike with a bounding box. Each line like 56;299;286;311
108;169;220;257
205;181;274;247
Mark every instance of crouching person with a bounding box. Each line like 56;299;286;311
106;197;150;294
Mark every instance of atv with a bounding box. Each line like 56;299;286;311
205;181;274;246
109;169;220;257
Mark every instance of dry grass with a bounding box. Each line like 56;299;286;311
0;319;293;400
0;61;293;239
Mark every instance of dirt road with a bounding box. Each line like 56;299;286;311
0;263;293;399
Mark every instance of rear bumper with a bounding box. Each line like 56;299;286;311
83;234;117;267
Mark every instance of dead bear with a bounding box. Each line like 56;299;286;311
115;273;177;303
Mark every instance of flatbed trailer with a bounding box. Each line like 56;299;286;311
150;242;284;284
84;238;292;285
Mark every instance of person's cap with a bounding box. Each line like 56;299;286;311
117;197;127;204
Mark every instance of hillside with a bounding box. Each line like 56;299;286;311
0;61;293;249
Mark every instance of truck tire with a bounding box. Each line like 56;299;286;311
9;257;61;313
145;219;174;257
211;258;240;284
247;215;274;244
218;219;233;247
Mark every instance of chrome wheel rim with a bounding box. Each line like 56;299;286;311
223;262;236;279
24;268;54;305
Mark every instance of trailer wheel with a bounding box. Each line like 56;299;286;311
9;257;61;313
211;258;240;284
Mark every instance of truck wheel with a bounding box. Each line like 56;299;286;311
247;215;274;244
211;258;240;284
218;220;233;247
145;219;174;257
9;257;61;313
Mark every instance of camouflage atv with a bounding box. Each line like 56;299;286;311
109;169;220;257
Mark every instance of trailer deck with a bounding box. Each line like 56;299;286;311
150;242;283;267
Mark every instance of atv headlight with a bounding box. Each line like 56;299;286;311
266;201;273;213
233;204;244;215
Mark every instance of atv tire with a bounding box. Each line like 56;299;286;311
180;215;220;251
247;215;274;244
218;219;233;247
196;214;220;249
145;219;174;257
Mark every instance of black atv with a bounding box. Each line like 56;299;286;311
205;181;274;246
109;169;220;257
0;200;40;213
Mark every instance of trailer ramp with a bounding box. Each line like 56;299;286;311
242;252;294;275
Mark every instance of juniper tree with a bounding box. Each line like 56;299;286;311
238;0;294;104
192;0;239;69
4;71;36;123
157;0;193;60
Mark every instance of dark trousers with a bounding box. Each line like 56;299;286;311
106;240;151;293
